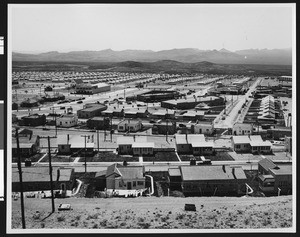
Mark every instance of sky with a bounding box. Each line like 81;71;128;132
9;4;295;53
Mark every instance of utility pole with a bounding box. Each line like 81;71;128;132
16;128;26;229
81;135;88;173
55;112;57;137
47;136;55;213
40;136;56;213
96;129;99;152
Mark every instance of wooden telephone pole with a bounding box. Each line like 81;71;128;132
15;128;26;229
40;136;56;213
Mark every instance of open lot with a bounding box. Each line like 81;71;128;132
11;195;293;230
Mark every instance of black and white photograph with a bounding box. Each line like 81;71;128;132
5;3;296;234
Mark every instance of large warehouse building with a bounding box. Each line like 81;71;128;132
75;82;111;94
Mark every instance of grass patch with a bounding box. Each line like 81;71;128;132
79;152;139;162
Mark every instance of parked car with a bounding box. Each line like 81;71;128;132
77;101;83;104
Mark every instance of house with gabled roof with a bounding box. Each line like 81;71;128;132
105;163;145;190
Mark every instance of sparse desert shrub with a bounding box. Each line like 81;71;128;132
176;213;185;220
138;222;151;229
237;210;243;215
138;217;144;222
87;213;99;220
161;216;169;222
100;219;108;227
120;222;126;227
92;223;98;229
75;215;81;221
244;217;250;225
262;218;271;226
57;215;65;222
40;222;45;228
74;221;79;227
32;212;41;220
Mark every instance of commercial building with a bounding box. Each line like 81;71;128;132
231;135;272;154
258;158;292;195
161;96;225;110
77;103;107;119
20;98;39;108
56;114;78;128
136;90;180;103
152;121;177;135
175;134;214;155
179;165;247;196
75;82;111;94
177;110;205;121
19;114;46;126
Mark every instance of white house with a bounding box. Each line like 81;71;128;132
56;114;78;128
117;120;142;133
232;123;253;136
175;134;214;155
232;135;272;153
193;122;214;135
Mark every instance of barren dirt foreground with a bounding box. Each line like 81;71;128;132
11;195;293;230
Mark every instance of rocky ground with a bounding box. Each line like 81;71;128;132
11;195;293;231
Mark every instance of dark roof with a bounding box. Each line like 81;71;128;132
105;163;123;178
105;163;144;179
180;165;247;181
12;167;73;183
258;158;278;171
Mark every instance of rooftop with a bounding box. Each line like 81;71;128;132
180;165;247;181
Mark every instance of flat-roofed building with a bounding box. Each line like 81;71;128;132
192;122;214;135
56;114;78;128
75;82;111;94
117;136;153;155
57;134;94;155
258;158;292;195
117;120;142;133
77;103;107;119
87;117;110;130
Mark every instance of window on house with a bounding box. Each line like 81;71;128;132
236;145;241;149
137;181;144;186
60;122;62;125
133;181;136;187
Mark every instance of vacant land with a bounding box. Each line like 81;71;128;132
11;195;293;230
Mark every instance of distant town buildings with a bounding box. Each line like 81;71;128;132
75;82;111;94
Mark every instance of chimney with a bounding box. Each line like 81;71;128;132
67;134;69;142
185;132;188;141
57;169;60;181
222;165;226;173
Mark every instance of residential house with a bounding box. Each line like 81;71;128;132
179;165;247;196
57;134;94;155
117;136;154;155
12;167;75;193
231;135;272;154
192;122;214;135
258;158;292;195
177;111;205;121
117;120;142;133
151;109;175;120
232;123;253;136
175;134;214;155
12;129;40;157
105;163;145;190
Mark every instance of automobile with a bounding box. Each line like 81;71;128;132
119;97;124;100
126;101;132;105
149;120;156;123
137;104;143;107
42;127;50;130
77;101;83;104
104;100;109;104
60;106;65;110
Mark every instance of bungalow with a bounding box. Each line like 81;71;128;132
258;158;292;195
151;110;175;120
117;136;154;155
117;120;142;133
105;163;146;190
179;165;247;196
192;122;214;135
177;111;205;121
57;134;94;155
175;134;214;155
231;135;272;154
12;167;75;193
232;123;253;136
12;130;40;158
56;114;78;128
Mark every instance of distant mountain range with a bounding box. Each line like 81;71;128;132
12;48;292;65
